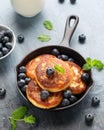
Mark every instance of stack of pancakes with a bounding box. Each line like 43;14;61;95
26;54;86;109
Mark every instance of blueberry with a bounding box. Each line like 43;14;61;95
70;0;76;4
4;30;13;41
78;34;86;43
60;54;69;61
0;51;3;58
61;98;70;106
0;88;6;98
51;48;60;56
92;96;100;106
18;66;26;73
81;73;90;83
25;77;31;84
59;0;65;3
18;79;25;87
85;113;94;125
57;55;62;59
2;47;9;55
0;31;4;41
18;73;26;80
17;34;24;43
69;95;77;103
0;43;3;50
46;68;54;76
63;90;72;98
5;42;12;50
40;90;50;100
68;58;74;62
2;36;9;44
21;85;27;93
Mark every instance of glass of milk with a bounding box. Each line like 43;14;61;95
10;0;45;17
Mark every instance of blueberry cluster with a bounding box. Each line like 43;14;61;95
17;66;30;94
0;29;13;58
51;48;74;62
61;90;77;107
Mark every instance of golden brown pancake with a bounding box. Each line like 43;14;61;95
35;58;74;92
67;61;86;94
26;80;63;109
26;54;55;79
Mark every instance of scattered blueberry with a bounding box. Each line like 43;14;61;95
2;47;9;55
68;57;74;62
81;73;90;83
70;0;76;4
18;79;25;87
59;0;65;3
40;90;50;100
85;113;94;125
18;66;26;73
61;98;70;106
0;51;3;57
51;48;60;56
78;34;86;43
18;73;26;80
17;34;24;43
60;54;69;61
0;88;6;98
69;95;77;103
5;42;12;50
25;77;31;84
2;36;9;44
63;90;72;98
46;68;55;76
92;96;100;106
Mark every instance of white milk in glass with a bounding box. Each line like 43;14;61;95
11;0;45;17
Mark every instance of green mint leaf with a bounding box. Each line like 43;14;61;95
86;57;92;65
11;106;28;120
93;59;104;71
82;63;92;71
54;65;65;73
38;34;51;42
9;118;16;130
24;115;36;124
43;20;53;30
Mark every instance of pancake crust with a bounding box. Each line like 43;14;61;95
67;61;86;94
26;80;63;109
26;54;55;79
35;58;74;92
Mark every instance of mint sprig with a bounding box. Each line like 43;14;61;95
82;57;104;71
38;34;51;42
9;106;36;130
43;20;53;30
54;65;65;73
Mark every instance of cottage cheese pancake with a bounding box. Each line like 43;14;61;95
26;54;55;79
26;80;63;109
35;58;74;92
67;61;86;94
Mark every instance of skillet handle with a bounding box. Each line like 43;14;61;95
60;15;79;47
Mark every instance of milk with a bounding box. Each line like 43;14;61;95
11;0;45;17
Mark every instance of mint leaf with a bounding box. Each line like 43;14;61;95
38;34;51;42
24;115;36;124
43;20;53;30
82;63;92;71
11;106;28;120
82;58;104;71
54;65;65;73
9;118;16;130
